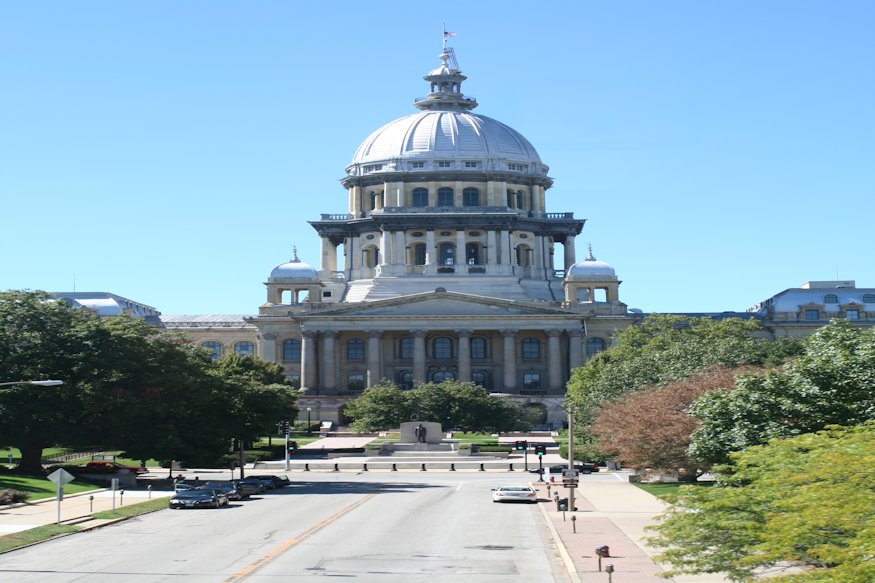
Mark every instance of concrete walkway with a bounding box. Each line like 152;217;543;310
533;476;728;583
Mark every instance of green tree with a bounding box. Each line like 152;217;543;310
648;423;875;582
345;382;413;432
689;320;875;465
346;380;525;433
567;315;800;428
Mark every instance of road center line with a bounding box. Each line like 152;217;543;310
223;491;379;582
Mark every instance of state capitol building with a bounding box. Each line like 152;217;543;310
52;44;875;428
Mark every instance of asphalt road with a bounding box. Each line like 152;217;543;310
0;472;573;582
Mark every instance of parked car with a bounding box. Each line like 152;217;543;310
199;481;241;501
84;461;149;474
169;489;228;509
235;478;265;495
250;474;290;489
174;482;196;492
491;485;537;504
529;463;600;475
249;475;279;490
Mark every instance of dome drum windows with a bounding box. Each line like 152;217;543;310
412;188;429;207
437;187;454;207
462;187;480;207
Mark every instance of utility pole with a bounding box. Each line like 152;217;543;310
568;408;575;513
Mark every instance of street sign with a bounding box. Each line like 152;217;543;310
47;468;75;486
562;469;579;487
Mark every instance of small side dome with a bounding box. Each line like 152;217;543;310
269;246;318;281
567;246;616;278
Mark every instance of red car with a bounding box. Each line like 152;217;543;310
84;461;149;474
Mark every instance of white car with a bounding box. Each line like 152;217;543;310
491;485;537;503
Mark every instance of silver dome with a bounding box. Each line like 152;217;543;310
567;247;617;278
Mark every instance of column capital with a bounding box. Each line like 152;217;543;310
302;330;319;339
366;329;384;339
412;330;428;339
321;330;339;339
259;333;277;341
500;328;518;339
566;328;584;338
454;329;473;338
546;329;562;338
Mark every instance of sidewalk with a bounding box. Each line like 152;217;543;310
0;487;173;534
532;476;728;583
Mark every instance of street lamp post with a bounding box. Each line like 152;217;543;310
567;407;576;513
306;407;312;435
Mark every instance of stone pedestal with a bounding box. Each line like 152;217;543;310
400;421;443;444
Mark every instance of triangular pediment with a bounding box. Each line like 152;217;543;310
299;291;574;319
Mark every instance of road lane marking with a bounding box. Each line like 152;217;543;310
223;491;379;582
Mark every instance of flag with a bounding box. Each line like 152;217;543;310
444;31;456;38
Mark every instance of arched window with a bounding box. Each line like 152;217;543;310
399;337;414;359
863;294;875;304
432;370;456;382
412;188;428;207
347;339;365;360
506;189;515;208
433;337;453;359
235;341;255;356
515;245;532;266
399;371;414;389
465;243;480;265
515;190;524;209
283;339;302;360
439;242;455;265
437;187;454;207
470;337;488;359
202;341;222;360
586;338;606;356
521;338;540;360
472;371;490;388
824;294;839;304
462;187;480;206
413;243;427;266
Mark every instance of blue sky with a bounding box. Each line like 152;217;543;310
2;2;873;315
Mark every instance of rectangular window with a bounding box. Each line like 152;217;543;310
846;309;860;320
437;161;452;168
523;373;541;391
364;164;383;173
805;309;820;321
464;161;479;168
409;161;425;169
521;338;541;360
347;339;365;360
347;374;365;391
286;375;301;389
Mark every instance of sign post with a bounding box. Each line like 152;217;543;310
47;468;75;526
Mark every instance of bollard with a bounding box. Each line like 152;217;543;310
421;463;427;471
147;484;152;499
304;463;310;472
449;463;455;471
119;490;125;507
507;463;514;472
333;463;339;472
89;495;94;513
362;463;368;472
605;563;614;582
392;463;397;471
479;463;485;472
571;515;577;533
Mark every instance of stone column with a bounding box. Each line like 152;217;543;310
547;329;563;391
567;328;584;370
487;230;497;266
424;230;437;274
455;230;466;267
413;330;427;385
395;231;406;266
320;237;333;272
320;331;337;392
380;229;391;267
456;329;472;382
351;185;361;215
257;333;277;363
499;230;510;265
564;236;577;271
366;330;383;387
301;330;318;392
501;329;517;391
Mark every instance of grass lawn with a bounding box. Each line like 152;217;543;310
91;497;169;519
0;474;100;500
0;524;78;554
634;481;716;499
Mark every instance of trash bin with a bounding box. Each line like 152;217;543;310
556;497;569;511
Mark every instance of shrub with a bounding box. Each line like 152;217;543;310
0;488;30;505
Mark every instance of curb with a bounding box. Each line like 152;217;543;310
532;483;581;583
